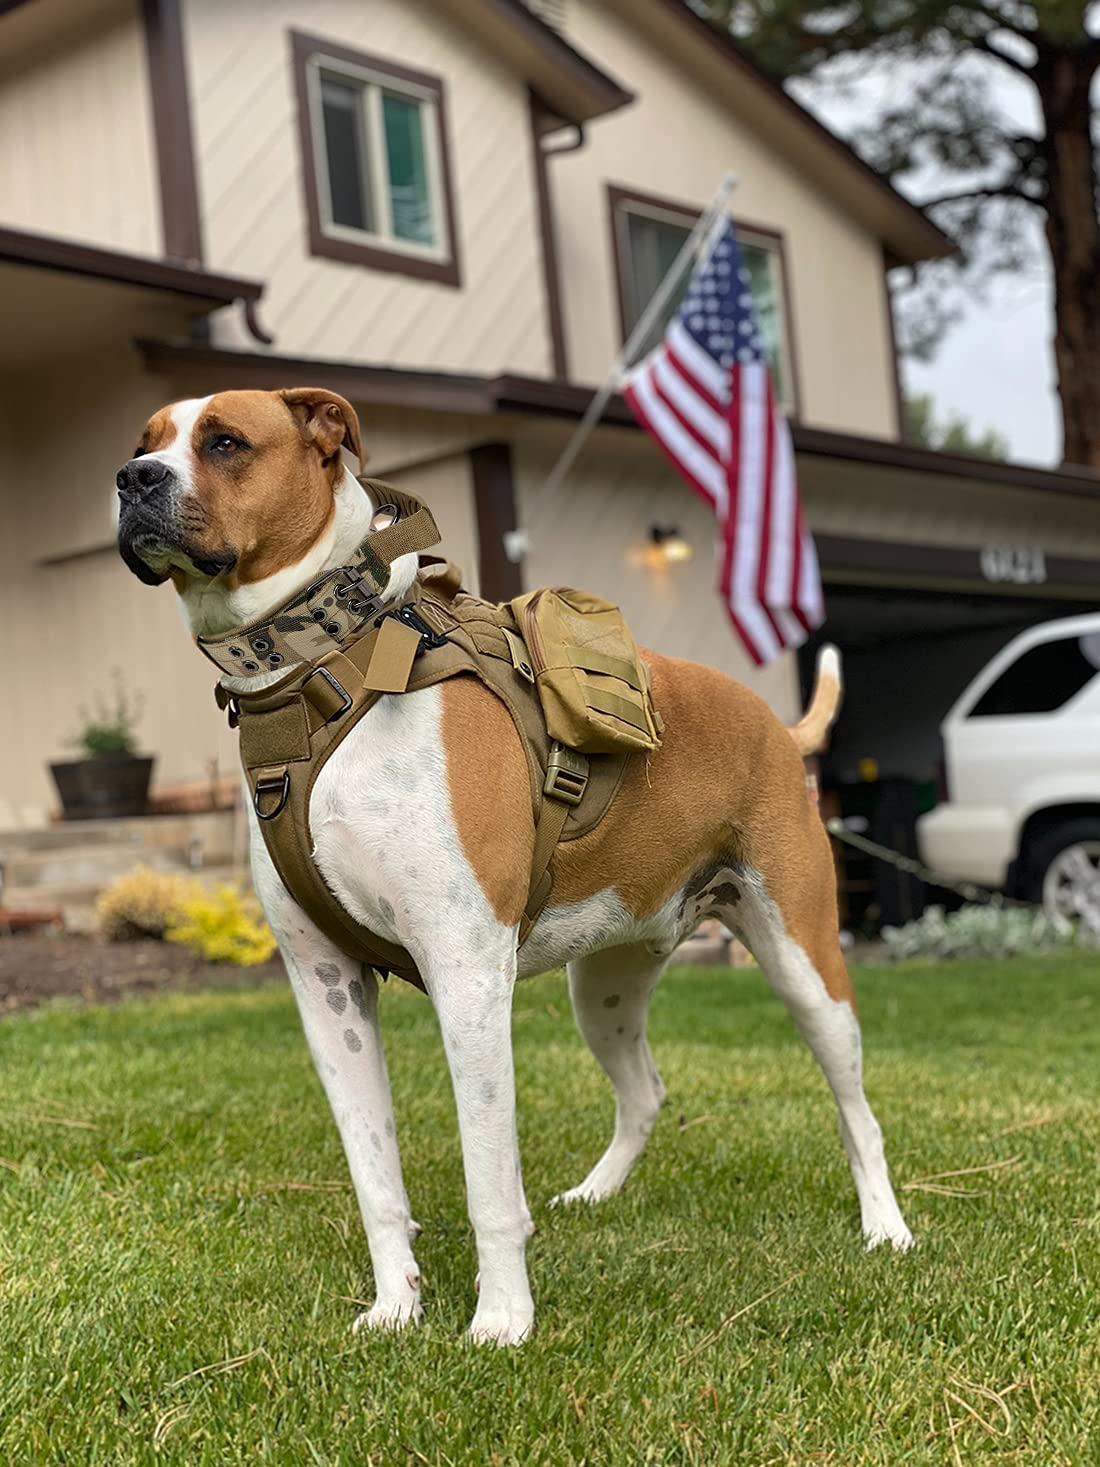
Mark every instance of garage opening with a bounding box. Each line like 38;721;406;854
798;580;1093;934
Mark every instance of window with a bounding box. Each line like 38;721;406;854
968;634;1100;718
609;187;797;414
292;33;460;286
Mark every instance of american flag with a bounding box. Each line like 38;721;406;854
623;219;823;665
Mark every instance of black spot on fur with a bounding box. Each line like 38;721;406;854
315;963;341;986
602;994;621;1010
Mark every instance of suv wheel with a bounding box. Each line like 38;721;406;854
1023;818;1100;922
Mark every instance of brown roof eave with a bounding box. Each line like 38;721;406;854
435;0;633;124
0;225;271;342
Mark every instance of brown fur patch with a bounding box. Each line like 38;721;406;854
551;651;854;1005
441;677;534;929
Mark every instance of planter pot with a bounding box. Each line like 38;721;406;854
50;754;155;820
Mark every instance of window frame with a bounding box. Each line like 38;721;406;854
606;184;800;418
291;31;462;287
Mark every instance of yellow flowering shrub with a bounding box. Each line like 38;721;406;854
165;883;277;967
96;866;198;941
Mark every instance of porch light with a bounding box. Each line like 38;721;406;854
648;524;693;565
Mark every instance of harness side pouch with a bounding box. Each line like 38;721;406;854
509;588;662;755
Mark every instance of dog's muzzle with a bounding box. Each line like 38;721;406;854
116;458;236;586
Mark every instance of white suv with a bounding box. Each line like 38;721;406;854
917;612;1100;919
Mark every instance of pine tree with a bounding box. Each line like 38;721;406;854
699;2;1100;467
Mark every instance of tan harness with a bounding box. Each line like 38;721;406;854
208;486;631;993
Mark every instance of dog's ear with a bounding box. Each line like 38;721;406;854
277;387;363;466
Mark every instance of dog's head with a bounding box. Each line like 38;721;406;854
116;388;362;588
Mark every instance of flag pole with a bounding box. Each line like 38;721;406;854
513;169;739;558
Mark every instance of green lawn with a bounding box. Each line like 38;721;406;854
0;957;1097;1465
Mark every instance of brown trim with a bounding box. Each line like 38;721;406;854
0;225;262;307
816;533;1100;595
136;339;1100;504
470;442;524;599
141;0;204;265
291;31;462;288
644;0;953;264
605;183;803;419
528;91;569;380
881;249;905;441
138;337;495;414
791;423;1100;500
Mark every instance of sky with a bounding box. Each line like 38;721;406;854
789;58;1061;467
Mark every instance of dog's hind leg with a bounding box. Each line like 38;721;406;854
722;817;912;1251
551;943;667;1205
251;835;423;1332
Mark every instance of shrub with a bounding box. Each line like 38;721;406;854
71;670;143;758
882;902;1079;963
165;884;277;967
96;866;197;941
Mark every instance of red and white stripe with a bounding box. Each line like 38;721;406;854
624;320;822;666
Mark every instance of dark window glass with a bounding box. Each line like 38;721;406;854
969;637;1099;717
383;92;433;244
321;76;371;231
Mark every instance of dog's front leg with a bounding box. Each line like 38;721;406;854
419;947;534;1346
252;842;422;1332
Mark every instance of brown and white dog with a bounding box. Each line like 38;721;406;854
115;387;912;1346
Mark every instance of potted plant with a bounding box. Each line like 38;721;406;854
50;673;154;820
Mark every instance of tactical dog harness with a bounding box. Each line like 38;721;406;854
203;483;660;993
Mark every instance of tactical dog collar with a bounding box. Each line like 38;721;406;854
196;482;440;680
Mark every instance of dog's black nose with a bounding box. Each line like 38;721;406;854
116;457;171;500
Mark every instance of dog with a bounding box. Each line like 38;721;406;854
115;386;912;1346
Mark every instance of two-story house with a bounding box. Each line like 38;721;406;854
3;0;1100;834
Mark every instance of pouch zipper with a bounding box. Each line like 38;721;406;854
521;590;549;674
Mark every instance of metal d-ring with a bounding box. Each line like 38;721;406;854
253;771;290;821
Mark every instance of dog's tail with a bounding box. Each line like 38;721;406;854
789;644;842;756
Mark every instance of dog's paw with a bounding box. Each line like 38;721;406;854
863;1217;914;1252
549;1181;613;1207
352;1297;423;1335
467;1304;534;1347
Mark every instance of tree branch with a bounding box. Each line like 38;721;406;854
921;183;1043;209
969;31;1035;75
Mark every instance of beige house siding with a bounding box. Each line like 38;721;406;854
0;0;160;255
801;459;1100;559
550;0;899;438
183;0;552;378
514;423;802;723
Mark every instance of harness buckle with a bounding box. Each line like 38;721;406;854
302;666;353;723
543;743;589;807
254;770;290;821
377;603;448;652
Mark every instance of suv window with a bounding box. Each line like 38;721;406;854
969;634;1100;717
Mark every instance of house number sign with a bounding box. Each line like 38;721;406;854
980;544;1047;585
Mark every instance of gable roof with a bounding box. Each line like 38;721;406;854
617;0;952;266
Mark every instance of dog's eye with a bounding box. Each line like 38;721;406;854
208;434;247;455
